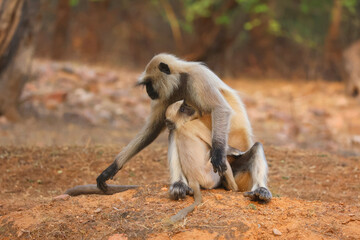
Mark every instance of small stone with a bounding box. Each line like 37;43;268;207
161;187;168;191
273;228;282;236
94;208;102;213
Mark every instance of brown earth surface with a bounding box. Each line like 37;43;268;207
0;61;360;239
0;145;359;239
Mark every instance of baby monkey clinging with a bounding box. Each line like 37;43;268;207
165;100;271;222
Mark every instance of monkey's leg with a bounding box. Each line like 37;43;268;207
168;131;193;200
170;181;201;223
231;142;272;202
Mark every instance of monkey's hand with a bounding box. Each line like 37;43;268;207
210;147;227;175
96;162;119;192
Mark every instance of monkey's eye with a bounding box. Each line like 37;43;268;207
179;104;195;116
179;105;185;113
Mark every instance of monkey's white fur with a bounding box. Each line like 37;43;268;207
168;136;188;185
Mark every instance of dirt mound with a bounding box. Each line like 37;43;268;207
1;185;359;240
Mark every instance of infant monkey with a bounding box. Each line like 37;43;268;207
166;101;271;222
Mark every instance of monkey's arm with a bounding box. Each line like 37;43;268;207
97;103;166;192
188;81;232;175
210;102;232;174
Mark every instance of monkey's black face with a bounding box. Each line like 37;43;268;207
138;78;160;100
145;81;159;100
179;103;195;116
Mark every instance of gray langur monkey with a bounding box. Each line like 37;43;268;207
96;53;271;203
165;100;271;222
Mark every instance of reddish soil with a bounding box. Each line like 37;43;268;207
0;145;359;239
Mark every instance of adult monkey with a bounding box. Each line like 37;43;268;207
97;53;271;201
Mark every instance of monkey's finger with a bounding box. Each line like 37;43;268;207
96;173;110;192
243;191;256;200
186;186;194;196
255;187;272;201
244;188;272;202
96;178;108;192
96;162;119;192
211;159;227;173
214;162;228;174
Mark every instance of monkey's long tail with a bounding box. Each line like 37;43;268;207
170;182;201;223
65;184;138;196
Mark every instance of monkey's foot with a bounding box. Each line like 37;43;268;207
169;181;193;200
244;187;272;202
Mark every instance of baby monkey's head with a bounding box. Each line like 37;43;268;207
165;100;198;130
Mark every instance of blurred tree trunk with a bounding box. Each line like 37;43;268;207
323;0;344;81
0;0;34;121
183;0;238;61
51;0;70;60
160;0;183;53
246;0;276;76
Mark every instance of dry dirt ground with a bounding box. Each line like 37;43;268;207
0;146;359;239
0;61;360;239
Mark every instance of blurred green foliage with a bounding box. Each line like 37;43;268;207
158;0;360;48
67;0;359;50
69;0;101;7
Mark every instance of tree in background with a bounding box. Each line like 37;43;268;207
34;0;360;80
0;0;34;121
157;0;360;78
51;0;71;60
323;0;345;81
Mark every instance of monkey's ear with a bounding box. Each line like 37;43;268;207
158;62;171;74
